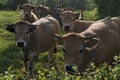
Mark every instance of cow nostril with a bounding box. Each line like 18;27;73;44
17;42;24;47
64;26;70;30
65;65;73;71
25;14;29;17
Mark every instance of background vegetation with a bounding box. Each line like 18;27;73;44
94;0;120;18
0;0;120;17
0;0;120;80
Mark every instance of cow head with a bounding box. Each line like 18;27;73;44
6;21;37;48
35;5;50;17
60;11;80;32
17;4;35;17
52;33;99;73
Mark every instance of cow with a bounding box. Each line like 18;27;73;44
60;11;94;33
34;5;50;18
17;4;38;23
52;17;120;73
6;15;60;79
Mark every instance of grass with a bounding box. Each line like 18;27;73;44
0;10;20;72
0;10;120;80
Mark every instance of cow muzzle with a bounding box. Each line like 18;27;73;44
65;65;81;76
25;14;29;17
16;41;26;47
65;64;77;72
65;65;74;72
64;25;70;31
65;65;80;75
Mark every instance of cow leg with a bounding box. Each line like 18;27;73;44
22;52;38;79
26;55;38;78
47;46;55;68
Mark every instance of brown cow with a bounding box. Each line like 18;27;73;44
6;15;60;79
17;4;38;23
60;11;94;33
34;5;50;18
52;17;120;73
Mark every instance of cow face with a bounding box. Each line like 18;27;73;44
35;5;42;16
52;33;99;73
6;21;37;48
18;4;35;17
60;11;80;32
35;5;50;17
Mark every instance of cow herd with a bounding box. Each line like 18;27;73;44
5;3;120;79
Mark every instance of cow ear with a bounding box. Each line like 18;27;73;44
29;24;37;33
51;34;63;40
17;5;23;10
81;33;99;48
74;12;80;19
5;24;15;33
85;38;100;48
51;34;63;44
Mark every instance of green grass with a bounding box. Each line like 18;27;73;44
0;10;21;73
0;10;120;80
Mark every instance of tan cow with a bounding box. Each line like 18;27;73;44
60;11;94;33
17;4;38;23
6;15;60;79
34;5;50;18
52;17;120;73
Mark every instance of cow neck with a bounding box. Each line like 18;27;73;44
81;49;91;69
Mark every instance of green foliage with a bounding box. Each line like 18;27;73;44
0;10;120;80
0;58;120;80
83;8;100;20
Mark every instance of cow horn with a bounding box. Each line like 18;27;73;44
81;33;96;40
51;34;63;40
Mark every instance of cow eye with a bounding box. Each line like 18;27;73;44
80;49;84;53
14;31;17;34
26;31;29;34
62;48;66;53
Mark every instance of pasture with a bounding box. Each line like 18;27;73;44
0;10;120;80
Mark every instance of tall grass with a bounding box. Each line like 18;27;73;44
0;10;120;80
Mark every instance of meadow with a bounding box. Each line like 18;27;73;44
0;10;120;80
